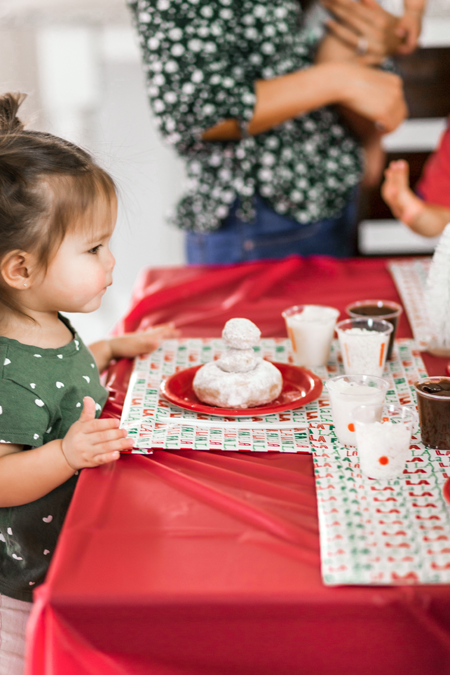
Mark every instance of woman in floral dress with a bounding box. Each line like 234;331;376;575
128;0;407;263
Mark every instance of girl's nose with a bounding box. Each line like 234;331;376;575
107;249;116;270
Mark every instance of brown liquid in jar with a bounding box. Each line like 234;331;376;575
349;305;398;360
416;379;450;449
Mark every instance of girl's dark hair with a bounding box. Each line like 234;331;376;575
0;92;116;317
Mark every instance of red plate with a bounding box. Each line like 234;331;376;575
160;362;323;417
444;478;450;507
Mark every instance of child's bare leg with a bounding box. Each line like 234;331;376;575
381;159;425;225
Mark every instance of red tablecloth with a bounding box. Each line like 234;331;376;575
26;256;450;675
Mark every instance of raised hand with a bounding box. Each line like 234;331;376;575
61;397;133;469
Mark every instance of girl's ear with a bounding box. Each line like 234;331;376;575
0;250;35;289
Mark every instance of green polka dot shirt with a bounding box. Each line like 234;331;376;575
0;315;108;602
128;0;363;231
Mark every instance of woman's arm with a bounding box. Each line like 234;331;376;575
202;61;406;141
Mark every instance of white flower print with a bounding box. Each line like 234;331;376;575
127;0;363;233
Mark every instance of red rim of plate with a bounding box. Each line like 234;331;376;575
444;478;450;506
160;361;323;417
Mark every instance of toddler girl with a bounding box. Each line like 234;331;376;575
0;92;176;674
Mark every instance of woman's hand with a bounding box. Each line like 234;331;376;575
335;62;407;133
321;0;403;65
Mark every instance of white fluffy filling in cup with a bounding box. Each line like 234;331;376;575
284;305;339;367
355;420;411;480
326;377;387;446
338;328;389;377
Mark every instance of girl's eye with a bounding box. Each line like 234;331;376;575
88;245;102;255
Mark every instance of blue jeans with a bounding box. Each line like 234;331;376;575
186;193;358;264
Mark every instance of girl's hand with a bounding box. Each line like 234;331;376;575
336;63;407;133
108;322;180;361
322;0;403;65
89;322;180;372
61;397;133;469
395;11;423;54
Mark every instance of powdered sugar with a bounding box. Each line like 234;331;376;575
337;327;390;377
193;359;282;408
219;348;261;373
222;318;261;350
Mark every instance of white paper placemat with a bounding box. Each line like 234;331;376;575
387;258;431;350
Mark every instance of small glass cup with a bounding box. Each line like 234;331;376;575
326;374;389;446
353;403;417;480
282;304;340;367
336;318;393;377
346;300;402;361
414;377;450;450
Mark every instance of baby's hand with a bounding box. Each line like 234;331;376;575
109;322;180;361
395;11;423;54
61;397;133;470
381;159;425;226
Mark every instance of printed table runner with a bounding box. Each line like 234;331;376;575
120;338;426;454
387;258;431;350
313;434;450;585
120;337;450;585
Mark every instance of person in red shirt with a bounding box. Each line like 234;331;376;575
381;118;450;237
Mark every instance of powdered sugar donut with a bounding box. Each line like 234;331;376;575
219;348;261;373
193;318;282;408
193;359;282;409
222;318;261;350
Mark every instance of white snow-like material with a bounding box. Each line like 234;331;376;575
218;348;261;373
193;359;282;409
425;222;450;349
222;318;261;350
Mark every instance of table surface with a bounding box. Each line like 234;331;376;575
26;256;450;675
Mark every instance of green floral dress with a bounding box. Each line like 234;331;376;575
128;0;363;232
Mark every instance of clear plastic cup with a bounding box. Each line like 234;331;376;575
336;318;393;377
282;305;340;367
353;403;417;479
414;377;450;450
326;374;389;446
346;299;402;360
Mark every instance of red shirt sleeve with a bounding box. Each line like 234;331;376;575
416;117;450;209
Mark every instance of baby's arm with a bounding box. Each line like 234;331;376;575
0;397;132;507
396;0;426;54
382;159;450;237
89;322;179;373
